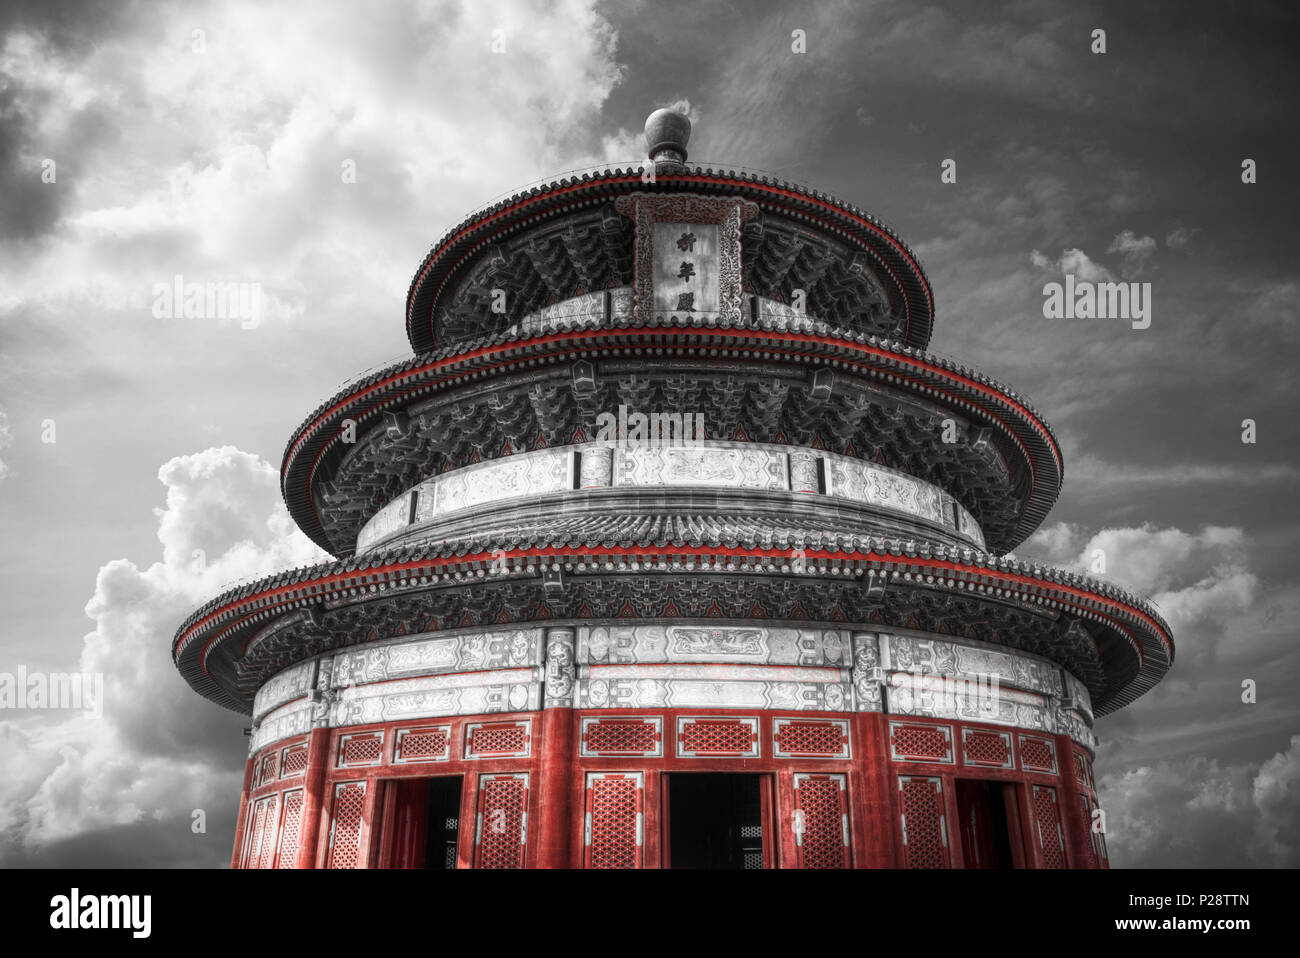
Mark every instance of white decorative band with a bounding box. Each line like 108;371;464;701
247;621;1093;753
356;440;985;552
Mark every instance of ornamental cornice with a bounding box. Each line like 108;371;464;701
173;528;1171;719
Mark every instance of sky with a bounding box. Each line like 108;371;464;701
0;0;1296;867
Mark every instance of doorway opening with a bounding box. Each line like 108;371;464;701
955;779;1018;869
382;776;463;869
665;773;769;869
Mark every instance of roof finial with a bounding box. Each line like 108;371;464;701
644;107;691;165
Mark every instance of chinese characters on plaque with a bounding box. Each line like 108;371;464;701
653;222;720;318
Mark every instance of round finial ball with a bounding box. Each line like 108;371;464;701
644;108;691;161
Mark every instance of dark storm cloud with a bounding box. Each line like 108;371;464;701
0;1;128;242
0;0;129;55
0;808;238;868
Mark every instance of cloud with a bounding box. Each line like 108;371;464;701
1101;736;1300;867
1107;229;1157;278
1016;520;1300;865
0;406;11;481
0;446;326;864
1165;225;1197;249
1029;247;1114;282
0;0;626;326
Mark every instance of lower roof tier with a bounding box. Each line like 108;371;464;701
173;530;1172;720
282;320;1062;558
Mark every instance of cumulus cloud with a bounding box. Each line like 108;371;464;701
1029;247;1114;282
0;446;326;865
0;0;626;324
1107;229;1157;278
1019;520;1248;595
1017;520;1300;865
1101;736;1300;867
1165;225;1197;249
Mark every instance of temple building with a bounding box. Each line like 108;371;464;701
173;108;1173;869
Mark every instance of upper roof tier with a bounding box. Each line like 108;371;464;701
405;111;935;355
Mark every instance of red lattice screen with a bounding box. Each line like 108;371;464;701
281;744;309;777
256;752;278;788
1091;800;1109;864
256;793;280;869
327;782;367;869
891;723;952;762
340;733;383;766
1073;751;1092;789
899;776;949;868
962;730;1011;767
776;721;849;758
275;790;304;868
585;719;659;755
1019;735;1056;773
794;774;848;869
1079;794;1097;868
679;719;757;755
475;774;528;869
467;723;529;757
585;773;642;869
1032;786;1066;869
397;727;450;762
241;799;263;868
242;796;273;868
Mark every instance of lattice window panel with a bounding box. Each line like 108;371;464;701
1018;734;1057;773
465;721;531;759
676;716;761;758
1092;799;1109;865
274;789;304;869
1032;785;1066;869
793;773;849;869
898;775;950;868
889;721;953;764
961;728;1014;769
1073;751;1094;790
240;800;258;868
242;794;279;869
338;732;384;768
584;773;643;869
254;751;277;788
326;781;368;869
280;743;309;778
395;725;451;763
475;773;528;869
774;719;851;759
580;717;663;757
1078;794;1098;868
257;793;280;870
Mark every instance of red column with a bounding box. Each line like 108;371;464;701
854;712;898;867
1054;734;1095;868
296;727;331;869
534;706;575;868
228;754;255;868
